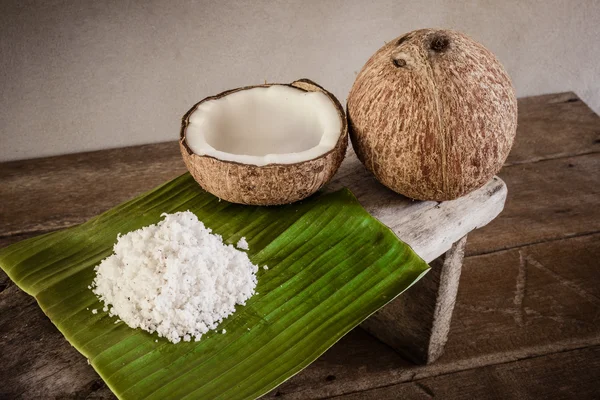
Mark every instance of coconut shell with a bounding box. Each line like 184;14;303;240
180;79;348;206
348;29;518;201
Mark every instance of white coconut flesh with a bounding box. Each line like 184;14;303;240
185;85;342;167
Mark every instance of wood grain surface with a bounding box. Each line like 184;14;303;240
466;153;600;256
0;142;185;237
334;346;600;400
506;92;600;165
1;92;599;399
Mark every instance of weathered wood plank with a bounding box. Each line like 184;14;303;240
467;153;600;256
334;346;600;400
439;232;600;364
264;233;600;398
0;142;186;237
506;92;600;165
327;151;506;263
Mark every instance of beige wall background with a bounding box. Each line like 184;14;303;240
1;0;599;162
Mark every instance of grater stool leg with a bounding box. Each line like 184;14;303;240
361;235;467;364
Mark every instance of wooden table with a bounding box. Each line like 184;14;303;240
1;92;599;399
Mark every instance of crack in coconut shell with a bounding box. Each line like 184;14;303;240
348;29;517;201
180;79;348;206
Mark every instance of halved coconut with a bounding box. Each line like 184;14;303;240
180;79;348;205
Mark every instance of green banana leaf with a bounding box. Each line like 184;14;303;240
0;173;429;400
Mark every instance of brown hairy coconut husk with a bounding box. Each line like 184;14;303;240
347;29;517;201
180;79;347;206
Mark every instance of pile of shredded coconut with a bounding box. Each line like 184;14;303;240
91;211;258;344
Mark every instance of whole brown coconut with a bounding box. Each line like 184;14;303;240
347;29;517;201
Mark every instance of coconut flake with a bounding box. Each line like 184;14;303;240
236;237;249;250
91;211;258;344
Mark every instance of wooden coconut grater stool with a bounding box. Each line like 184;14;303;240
326;147;507;364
